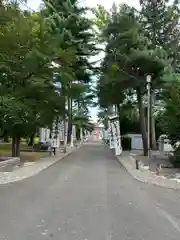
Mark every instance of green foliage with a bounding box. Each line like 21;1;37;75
72;110;94;140
97;3;168;106
0;3;66;138
45;0;97;122
157;74;180;145
140;0;180;71
95;3;170;155
0;0;97;155
73;114;94;131
119;103;140;135
92;4;109;30
94;0;180;157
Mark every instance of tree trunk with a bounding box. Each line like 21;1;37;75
63;94;67;152
15;136;20;157
28;133;35;146
151;116;157;149
12;136;16;157
77;100;80;111
12;136;20;157
150;92;157;149
67;96;72;143
136;87;148;156
76;127;80;140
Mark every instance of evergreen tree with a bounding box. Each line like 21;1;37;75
140;0;180;71
44;0;97;142
96;3;168;155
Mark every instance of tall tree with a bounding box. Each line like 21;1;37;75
45;0;97;142
140;0;180;69
140;0;180;148
96;4;168;155
0;2;72;156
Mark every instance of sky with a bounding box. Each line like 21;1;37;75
27;0;140;10
27;0;140;121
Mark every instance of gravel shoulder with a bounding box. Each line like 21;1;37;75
116;151;180;190
0;145;80;184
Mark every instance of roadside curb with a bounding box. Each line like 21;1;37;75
118;155;180;190
105;143;180;190
0;144;83;185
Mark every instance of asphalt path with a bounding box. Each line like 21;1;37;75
0;141;180;239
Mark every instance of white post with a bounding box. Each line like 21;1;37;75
108;121;111;147
103;129;108;143
80;128;83;144
59;121;64;142
39;128;45;143
86;130;88;141
111;122;116;150
64;121;68;153
70;133;74;147
147;75;151;158
73;125;77;146
84;130;87;142
70;125;76;147
108;120;114;149
109;132;113;148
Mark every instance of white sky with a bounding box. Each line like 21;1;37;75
85;0;140;9
27;0;140;121
27;0;42;10
27;0;140;10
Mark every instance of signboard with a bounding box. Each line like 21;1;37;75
108;116;122;155
108;121;115;149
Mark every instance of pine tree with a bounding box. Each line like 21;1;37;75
140;0;180;148
140;0;167;46
140;0;180;71
96;3;168;155
44;0;97;142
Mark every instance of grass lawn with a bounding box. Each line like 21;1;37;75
0;143;49;162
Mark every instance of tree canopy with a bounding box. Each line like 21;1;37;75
95;1;180;155
0;0;97;157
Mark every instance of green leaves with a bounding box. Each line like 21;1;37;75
96;2;170;110
128;48;168;78
0;3;68;138
72;111;94;132
0;0;97;144
92;4;109;30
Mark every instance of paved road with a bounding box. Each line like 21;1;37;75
0;141;180;239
